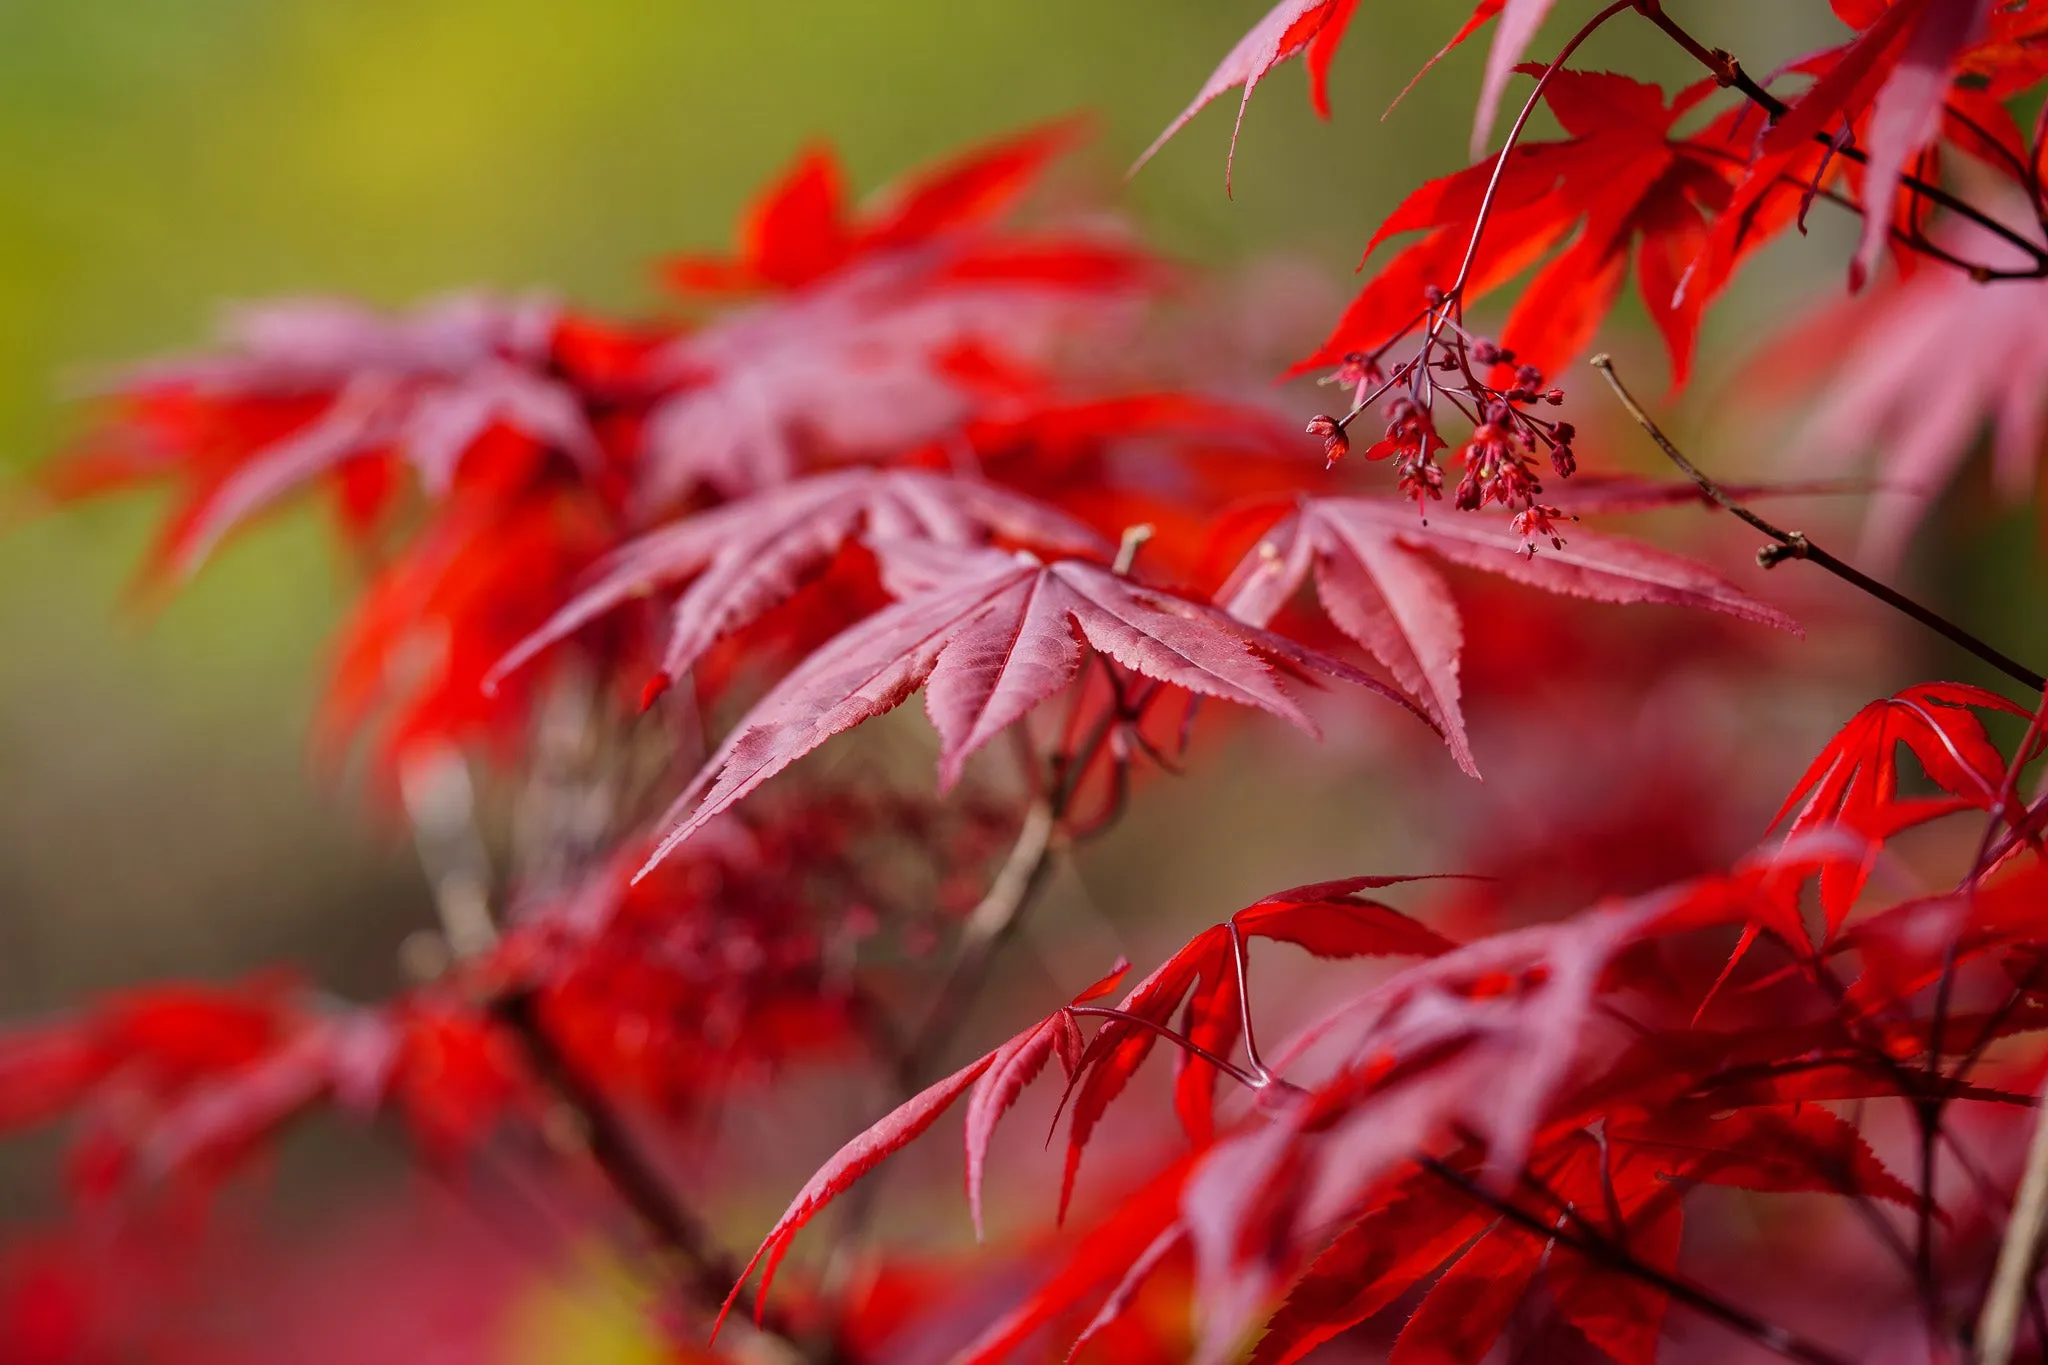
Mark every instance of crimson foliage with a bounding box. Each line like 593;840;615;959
15;4;2048;1365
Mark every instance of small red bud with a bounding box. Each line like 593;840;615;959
1306;413;1349;466
638;671;674;714
1545;388;1565;405
1552;421;1576;443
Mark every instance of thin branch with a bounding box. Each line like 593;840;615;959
1977;1064;2048;1365
899;798;1062;1085
1590;355;2046;694
1444;0;1636;307
1421;1157;1853;1365
494;991;831;1360
399;746;499;960
1634;0;2048;280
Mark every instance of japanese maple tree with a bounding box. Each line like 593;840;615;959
15;3;2048;1364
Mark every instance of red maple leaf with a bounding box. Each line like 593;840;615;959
716;877;1455;1334
643;543;1435;869
1773;681;2030;932
55;295;622;579
1300;69;1774;390
1131;0;1362;188
488;468;1111;704
1219;493;1801;775
640;131;1155;505
662;121;1087;296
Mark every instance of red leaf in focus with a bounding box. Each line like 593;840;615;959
1614;1104;1919;1211
1303;71;1769;389
1221;495;1800;775
1064;877;1455;1215
1746;212;2048;564
489;469;1110;697
965;959;1130;1239
1249;1185;1487;1365
1389;1215;1543;1365
1773;682;2025;931
647;544;1433;869
1131;0;1362;189
717;965;1138;1337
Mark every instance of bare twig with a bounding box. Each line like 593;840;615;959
901;797;1062;1088
1633;0;2048;281
400;746;499;960
1590;355;2046;694
496;991;830;1361
1977;1066;2048;1365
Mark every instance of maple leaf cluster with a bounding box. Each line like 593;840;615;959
14;3;2048;1365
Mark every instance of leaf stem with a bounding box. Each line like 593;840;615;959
1589;354;2046;693
1439;0;1637;322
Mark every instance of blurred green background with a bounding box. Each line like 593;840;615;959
0;0;1888;1122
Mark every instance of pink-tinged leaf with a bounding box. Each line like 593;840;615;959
1762;1;1931;158
716;1051;998;1338
1070;876;1456;1206
1132;0;1361;189
487;469;1107;693
643;240;1154;507
1849;0;1994;288
1222;497;1798;777
646;545;1434;871
90;295;598;578
1060;946;1217;1220
964;959;1129;1240
1471;0;1557;158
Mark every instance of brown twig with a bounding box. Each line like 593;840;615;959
901;798;1063;1084
1590;354;2046;694
496;991;833;1361
1633;0;2048;281
1978;1071;2048;1365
